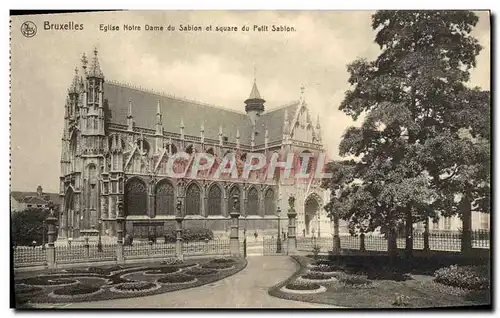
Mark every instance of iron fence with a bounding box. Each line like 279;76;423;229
88;244;117;261
295;230;490;254
123;241;176;259
263;236;288;255
183;239;231;256
12;246;47;266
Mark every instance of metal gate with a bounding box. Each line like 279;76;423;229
263;236;288;255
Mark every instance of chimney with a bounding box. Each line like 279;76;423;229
37;185;43;196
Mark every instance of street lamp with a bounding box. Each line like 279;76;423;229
98;219;103;252
276;206;282;253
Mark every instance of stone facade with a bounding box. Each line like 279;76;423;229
58;49;334;242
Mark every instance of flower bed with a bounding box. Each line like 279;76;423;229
184;267;217;276
309;264;342;274
210;257;236;264
157;274;197;284
434;265;490;290
280;280;326;294
20;277;79;287
201;262;235;270
50;284;103;299
286;281;321;290
15;284;42;294
301;272;337;281
111;281;161;294
143;266;180;275
339;274;373;287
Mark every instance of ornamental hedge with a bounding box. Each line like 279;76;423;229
157;274;195;284
53;284;100;296
285;281;320;290
163;227;214;243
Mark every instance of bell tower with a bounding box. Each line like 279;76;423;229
244;70;265;126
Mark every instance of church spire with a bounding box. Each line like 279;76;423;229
69;67;80;95
88;47;104;79
244;69;265;126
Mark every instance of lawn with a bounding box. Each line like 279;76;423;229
14;256;246;307
268;255;490;308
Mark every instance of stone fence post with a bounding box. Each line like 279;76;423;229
46;208;58;269
287;195;297;255
116;200;125;264
175;199;184;261
229;192;241;257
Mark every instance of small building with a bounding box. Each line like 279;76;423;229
10;185;61;213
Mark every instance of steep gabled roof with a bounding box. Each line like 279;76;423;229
11;191;61;205
104;82;253;144
254;102;299;145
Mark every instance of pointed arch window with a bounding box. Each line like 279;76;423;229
247;187;259;216
125;178;148;216
208;184;222;216
156;180;175;216
185;183;201;215
264;188;275;216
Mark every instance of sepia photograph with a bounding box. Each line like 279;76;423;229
9;9;491;309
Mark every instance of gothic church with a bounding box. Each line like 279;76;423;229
58;49;332;242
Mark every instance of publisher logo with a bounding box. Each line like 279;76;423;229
20;21;37;38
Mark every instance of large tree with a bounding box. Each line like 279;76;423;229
324;10;489;256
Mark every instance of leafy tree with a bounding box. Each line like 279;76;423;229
324;10;489;257
11;204;59;247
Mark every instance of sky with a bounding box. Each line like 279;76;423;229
10;11;490;193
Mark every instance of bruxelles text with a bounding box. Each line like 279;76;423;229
162;151;331;181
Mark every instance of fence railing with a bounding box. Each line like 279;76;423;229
263;237;288;255
295;230;490;254
13;246;47;267
183;239;231;256
13;239;230;268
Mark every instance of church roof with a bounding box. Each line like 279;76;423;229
103;81;298;146
11;191;61;205
254;102;299;145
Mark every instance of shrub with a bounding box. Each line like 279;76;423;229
144;266;179;275
202;262;234;269
313;259;332;266
285;281;320;290
163;227;214;243
185;267;217;276
310;264;341;272
434;265;490;290
301;272;332;280
53;284;100;296
210;257;236;264
161;258;184;266
367;270;413;282
15;284;42;294
340;275;372;286
312;245;321;260
158;274;195;284
116;281;156;291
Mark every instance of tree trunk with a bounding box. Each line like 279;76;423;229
405;205;413;260
423;217;430;252
332;215;341;254
388;226;398;258
460;194;472;254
